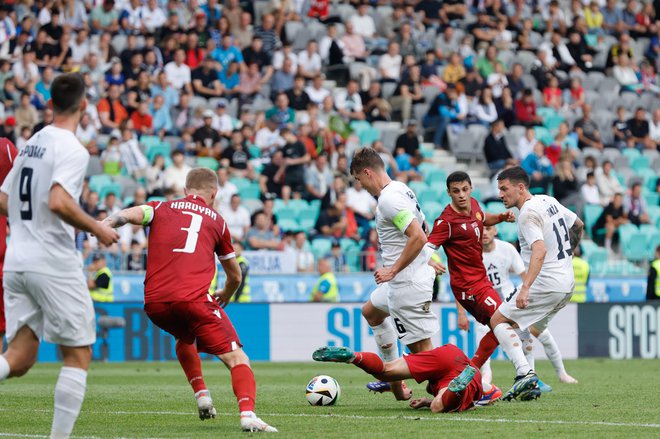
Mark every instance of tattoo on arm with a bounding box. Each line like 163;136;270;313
569;222;583;252
105;215;129;229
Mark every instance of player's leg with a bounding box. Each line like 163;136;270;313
0;278;5;348
530;326;578;384
490;310;532;377
51;345;92;439
474;323;492;385
174;339;216;420
0;325;40;380
515;328;553;393
430;365;479;413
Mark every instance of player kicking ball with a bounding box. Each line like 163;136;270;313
492;167;584;400
313;344;482;413
427;172;539;403
469;224;577;391
350;148;444;401
103;168;276;432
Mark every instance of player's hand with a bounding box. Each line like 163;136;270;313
94;222;120;247
458;312;470;331
214;289;233;308
516;286;530;309
374;267;396;284
409;397;432;409
500;210;516;223
428;259;446;275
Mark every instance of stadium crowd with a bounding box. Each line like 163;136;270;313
0;0;659;274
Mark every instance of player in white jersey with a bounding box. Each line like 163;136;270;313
0;74;119;439
491;167;583;400
350;147;443;400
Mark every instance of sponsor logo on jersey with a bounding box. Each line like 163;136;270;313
436;219;443;226
461;223;467;230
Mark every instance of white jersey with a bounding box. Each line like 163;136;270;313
375;181;432;283
482;238;525;299
518;195;577;294
1;125;89;277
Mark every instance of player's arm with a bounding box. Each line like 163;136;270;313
374;217;427;284
0;192;7;216
103;205;154;228
215;257;242;308
456;299;469;331
568;217;584;253
484;211;515;226
49;184;119;246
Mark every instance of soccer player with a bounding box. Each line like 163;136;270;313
471;224;577;390
350;148;443;401
313;344;482;413
0;137;17;343
427;171;539;402
103;168;276;432
0;73;120;439
492;166;583;399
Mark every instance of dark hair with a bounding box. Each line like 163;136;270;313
587;171;595;178
50;73;86;115
350;147;385;175
631;181;642;189
446;171;472;189
497;166;530;188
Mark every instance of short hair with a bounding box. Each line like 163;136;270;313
446;171;472;189
185;168;218;192
586;171;595;179
350;147;385;175
50;73;85;115
631;181;642;189
497;166;530;188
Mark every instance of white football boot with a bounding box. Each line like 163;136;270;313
195;390;217;420
240;413;278;432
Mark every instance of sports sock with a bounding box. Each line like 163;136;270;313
536;329;566;376
516;329;535;371
175;340;207;394
482;379;492;393
370;319;398;363
440;389;463;413
480;359;492;387
0;355;9;381
352;352;385;376
472;331;498;369
231;364;256;413
493;323;531;376
50;367;87;439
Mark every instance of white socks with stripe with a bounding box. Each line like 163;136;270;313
51;367;88;439
370;318;399;363
0;355;10;381
493;323;532;377
516;329;536;371
536;329;566;377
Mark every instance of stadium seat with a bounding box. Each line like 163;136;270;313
648;205;660;225
486;202;506;214
418;188;440;206
147;196;166;202
197;157;219;171
146;143;171;163
299;217;317;230
497;222;518;243
89;175;113;194
425;169;447;186
622;148;641;163
630;155;650;170
278;218;300;232
287;199;309;215
230;177;251;190
584;204;604;238
98;182;123;200
621;230;648;262
408;181;428;195
239;183;261;200
649;231;660;260
243;199;264;215
534;126;554;146
311;239;333;259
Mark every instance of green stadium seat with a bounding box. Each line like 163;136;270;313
275;206;297;221
345;246;361;272
147;196;167;202
98;182;122;200
239;183;261;200
418;188;440;206
537;107;557;120
299;218;317;230
89;175;113;194
649;231;660;260
197;157;219;171
408;181;428;195
472;187;482;202
631;155;650;170
230;177;251;190
425;169;447;186
584;204;604;238
621;230;647;262
645;192;660;207
145;143;171;163
311;239;332;259
419;163;437;179
586;247;608;275
649;205;660;225
637;168;658;192
278;218;300;232
486;202;506;214
288;199;309;215
248;145;262;158
497;222;518;243
622;148;641;163
298;206;320;224
534;126;554;145
543;115;565;132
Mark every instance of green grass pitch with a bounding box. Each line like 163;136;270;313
0;359;658;438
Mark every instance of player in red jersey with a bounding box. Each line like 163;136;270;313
427;171;539;402
313;344;482;413
103;168;276;432
0;137;17;342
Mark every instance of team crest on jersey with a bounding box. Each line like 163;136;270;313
461;223;467;230
476;212;482;221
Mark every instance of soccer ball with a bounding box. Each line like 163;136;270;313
306;375;340;406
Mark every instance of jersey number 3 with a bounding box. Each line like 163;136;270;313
173;211;203;254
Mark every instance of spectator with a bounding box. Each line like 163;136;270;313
517;126;538;161
514;88;542;126
335;79;365;121
310;258;340;302
237;61;264;108
395;120;420;157
290;231;314;273
379;42;402;83
224;194;252;241
593;192;628;250
247;211;281;250
211;100;234;138
552;158;584;218
495;86;516;127
484;119;513;172
627;107;656;150
611;105;632;149
14;126;31;150
574;104;604;150
475;45;502;79
581;171;602;205
521;141;553;193
254;13;280;57
443;52;466;85
234;11;254;49
596;160;624;205
391;65;423;123
624;181;650;226
647;246;660;301
361;228;381;271
341;20;369;64
305;74;331;106
126;240;147;272
350;2;376;40
221;130;254;179
163;150;192;196
242;36;274;82
543;76;563;111
566;77;586;112
14;92;38;134
326;241;348;274
192;56;223;99
506;63;525;99
259;149;285;198
76;113;98;154
602;0;624;35
101;134;122;175
281;129;311;200
305;154;334;207
163;48;192;95
567;30;598;73
193;110;222;158
346;179;376;237
214;167;239;211
91;0;120;33
255;117;285;154
98;84;128;134
151;94;174;135
119;127;149;179
471;86;498;126
212;34;245;71
298;40;322;80
649;109;660;146
613;53;644;93
361;81;392;122
271;58;296;98
130;102;154;135
251;196;280;235
425;83;463;148
146;154;167;197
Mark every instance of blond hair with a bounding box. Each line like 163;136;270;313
185;168;219;192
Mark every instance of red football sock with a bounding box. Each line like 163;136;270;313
231;364;256;413
440;389;463;413
472;330;499;369
175;340;207;394
351;352;385;375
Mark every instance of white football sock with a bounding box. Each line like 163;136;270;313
0;355;10;381
480;358;492;386
516;329;535;371
482;380;492;393
370;319;399;363
51;367;87;439
536;329;566;377
493;323;531;376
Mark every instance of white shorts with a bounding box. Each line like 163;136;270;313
369;265;438;345
3;271;96;347
498;288;572;332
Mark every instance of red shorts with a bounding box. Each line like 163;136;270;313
144;299;242;356
453;280;502;326
0;278;4;333
404;344;482;412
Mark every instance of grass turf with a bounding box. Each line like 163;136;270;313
0;359;658;438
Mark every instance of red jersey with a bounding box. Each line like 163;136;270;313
144;194;235;303
427;198;487;293
0;138;17;271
